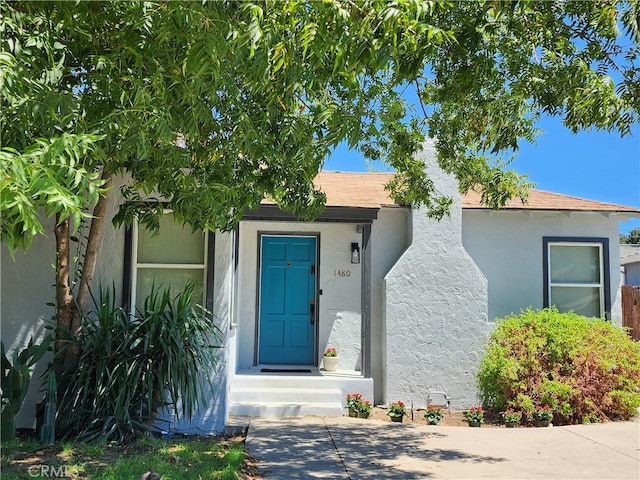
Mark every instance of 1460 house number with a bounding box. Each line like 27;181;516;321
334;269;351;277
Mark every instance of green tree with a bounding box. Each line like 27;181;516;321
2;0;639;376
621;228;640;244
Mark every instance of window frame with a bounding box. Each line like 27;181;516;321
122;211;215;315
542;236;610;319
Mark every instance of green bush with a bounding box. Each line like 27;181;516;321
477;308;640;425
56;282;222;442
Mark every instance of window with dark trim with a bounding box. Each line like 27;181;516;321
543;237;610;319
123;211;215;313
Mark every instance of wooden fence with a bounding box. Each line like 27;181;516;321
622;285;640;341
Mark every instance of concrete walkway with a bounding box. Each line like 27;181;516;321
245;416;640;479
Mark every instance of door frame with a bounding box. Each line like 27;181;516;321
254;231;320;366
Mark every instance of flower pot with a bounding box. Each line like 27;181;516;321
357;411;369;419
535;420;550;427
468;421;482;427
505;421;519;428
348;407;358;418
323;356;338;372
426;418;441;425
390;416;403;423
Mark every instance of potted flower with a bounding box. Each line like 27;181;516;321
356;400;372;419
386;401;407;423
346;393;363;417
424;405;445;425
466;406;484;427
533;405;553;427
503;408;522;428
323;347;338;372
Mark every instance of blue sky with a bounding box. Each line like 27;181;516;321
325;116;640;234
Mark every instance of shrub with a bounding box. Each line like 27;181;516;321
477;308;640;425
56;282;222;442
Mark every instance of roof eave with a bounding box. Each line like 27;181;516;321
244;204;380;223
462;207;640;216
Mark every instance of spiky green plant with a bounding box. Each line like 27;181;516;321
56;282;221;442
1;336;51;442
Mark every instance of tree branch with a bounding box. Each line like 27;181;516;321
413;79;431;124
75;170;112;319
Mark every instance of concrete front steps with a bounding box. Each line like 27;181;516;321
228;370;373;419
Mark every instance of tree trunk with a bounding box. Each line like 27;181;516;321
74;173;112;327
62;174;112;369
53;214;74;379
55;172;112;374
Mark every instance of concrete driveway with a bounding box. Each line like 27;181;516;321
245;416;640;479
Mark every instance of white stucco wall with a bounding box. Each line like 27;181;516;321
170;231;232;435
1;177;231;434
369;207;410;403
384;141;489;409
1;220;58;429
234;210;409;403
462;210;624;325
1;177;125;428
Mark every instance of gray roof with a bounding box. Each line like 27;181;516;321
621;244;640;265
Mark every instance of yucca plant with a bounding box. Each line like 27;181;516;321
56;282;221;443
134;282;221;422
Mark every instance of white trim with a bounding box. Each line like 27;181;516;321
230;230;239;329
131;212;208;313
136;264;206;269
131;221;139;314
546;241;605;317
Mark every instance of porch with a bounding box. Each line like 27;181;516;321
227;368;374;418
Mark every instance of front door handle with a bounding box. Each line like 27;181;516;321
310;299;315;324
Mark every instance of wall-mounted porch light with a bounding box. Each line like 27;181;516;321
351;242;360;264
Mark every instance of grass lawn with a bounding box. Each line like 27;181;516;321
1;434;251;479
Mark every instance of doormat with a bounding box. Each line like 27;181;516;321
260;368;312;373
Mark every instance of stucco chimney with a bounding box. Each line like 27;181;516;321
383;139;489;408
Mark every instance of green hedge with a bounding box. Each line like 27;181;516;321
477;308;640;424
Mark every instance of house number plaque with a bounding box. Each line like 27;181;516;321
333;269;351;277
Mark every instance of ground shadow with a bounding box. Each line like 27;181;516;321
329;422;506;479
246;420;506;479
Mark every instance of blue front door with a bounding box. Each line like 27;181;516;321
259;236;316;365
